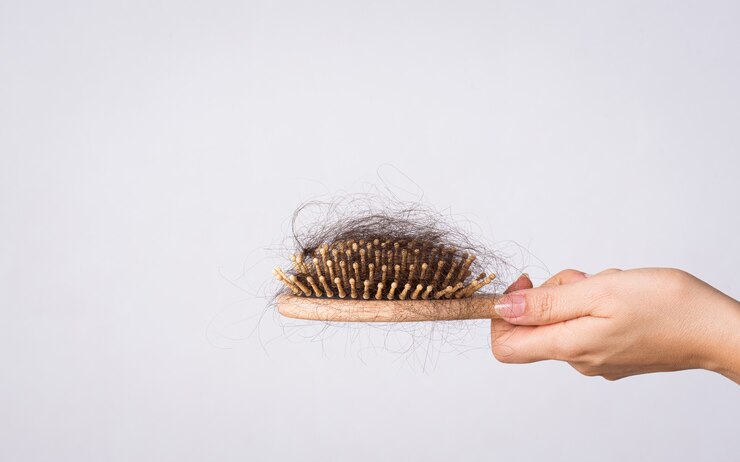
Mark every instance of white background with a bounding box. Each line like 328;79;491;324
1;1;739;460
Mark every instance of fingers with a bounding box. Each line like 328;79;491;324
594;268;622;277
541;269;587;287
494;281;595;326
491;320;532;362
491;321;572;363
504;274;533;293
492;315;607;363
491;275;535;361
490;267;614;364
491;267;623;366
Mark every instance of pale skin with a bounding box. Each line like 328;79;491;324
492;268;740;383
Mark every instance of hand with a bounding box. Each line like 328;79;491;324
492;268;740;382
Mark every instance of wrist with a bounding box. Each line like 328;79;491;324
698;293;740;383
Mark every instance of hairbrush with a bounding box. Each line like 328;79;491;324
273;238;506;322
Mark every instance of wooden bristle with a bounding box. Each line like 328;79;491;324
411;248;420;269
474;273;497;294
273;267;299;295
290;275;311;296
313;258;324;279
442;259;459;288
327;260;336;283
319;245;328;268
407;264;416;285
387;282;398;300
419;262;428;280
447;282;464;299
456;254;475;284
363;279;371;300
434;285;453;299
319;275;333;297
339;260;348;287
432;260;445;286
375;282;384;300
277;240;495;300
352;262;360;283
350;278;358;299
306;276;322;297
335;277;346;298
399;283;411;300
295;254;308;274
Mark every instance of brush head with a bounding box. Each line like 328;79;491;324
273;238;496;302
276;292;504;322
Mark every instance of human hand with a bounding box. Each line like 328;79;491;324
493;268;740;382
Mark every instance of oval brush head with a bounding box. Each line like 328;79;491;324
273;238;502;322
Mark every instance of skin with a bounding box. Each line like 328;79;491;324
492;268;740;383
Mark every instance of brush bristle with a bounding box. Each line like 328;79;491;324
274;239;496;300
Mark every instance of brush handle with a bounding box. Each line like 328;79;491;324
277;293;504;322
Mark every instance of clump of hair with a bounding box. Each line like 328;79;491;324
273;196;504;301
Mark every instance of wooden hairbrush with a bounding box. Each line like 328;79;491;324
273;238;505;322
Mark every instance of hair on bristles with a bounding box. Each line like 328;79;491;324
274;200;504;303
274;237;499;301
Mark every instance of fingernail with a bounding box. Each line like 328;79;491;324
494;293;526;318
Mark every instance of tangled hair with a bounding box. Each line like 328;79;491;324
276;194;511;301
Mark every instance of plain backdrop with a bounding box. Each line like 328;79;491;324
1;1;739;461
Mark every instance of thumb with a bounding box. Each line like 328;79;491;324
494;283;594;325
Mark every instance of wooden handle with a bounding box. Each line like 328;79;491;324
276;293;504;322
